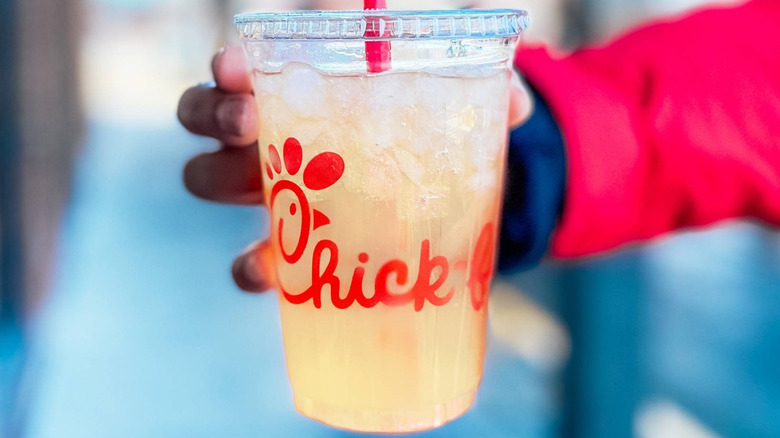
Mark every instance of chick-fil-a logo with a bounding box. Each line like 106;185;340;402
267;137;494;312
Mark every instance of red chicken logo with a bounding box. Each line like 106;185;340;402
266;137;344;264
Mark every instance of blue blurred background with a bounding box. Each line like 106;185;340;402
1;0;778;437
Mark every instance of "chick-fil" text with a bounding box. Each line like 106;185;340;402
280;224;495;312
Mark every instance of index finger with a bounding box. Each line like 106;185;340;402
212;44;253;93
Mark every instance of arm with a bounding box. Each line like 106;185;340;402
505;0;780;262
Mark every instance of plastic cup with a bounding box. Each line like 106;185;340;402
235;9;528;433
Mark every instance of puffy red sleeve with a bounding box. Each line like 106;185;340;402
515;0;780;258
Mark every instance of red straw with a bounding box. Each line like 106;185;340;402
364;0;391;73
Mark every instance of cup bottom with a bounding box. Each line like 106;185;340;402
293;390;477;434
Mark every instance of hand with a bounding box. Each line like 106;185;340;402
178;45;534;293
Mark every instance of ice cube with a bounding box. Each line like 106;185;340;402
343;151;403;201
293;121;332;148
370;74;418;109
261;97;294;135
432;105;477;135
359;117;397;153
280;64;327;118
431;134;467;176
418;75;465;112
467;73;508;110
333;76;368;112
392;147;427;186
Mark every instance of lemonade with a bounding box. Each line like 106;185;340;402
254;63;510;432
235;7;528;433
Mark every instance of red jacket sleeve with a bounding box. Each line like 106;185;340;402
515;0;780;258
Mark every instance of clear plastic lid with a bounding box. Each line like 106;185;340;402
234;9;529;41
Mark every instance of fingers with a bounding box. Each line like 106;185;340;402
232;241;276;293
183;145;264;205
178;45;256;145
178;85;258;146
508;70;534;130
212;45;253;93
187;46;272;294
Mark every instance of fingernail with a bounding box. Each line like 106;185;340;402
212;46;227;74
216;96;249;137
220;44;244;66
224;43;243;56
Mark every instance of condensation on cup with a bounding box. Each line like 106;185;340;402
235;9;529;433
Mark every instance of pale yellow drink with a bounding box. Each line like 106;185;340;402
236;8;527;433
254;64;509;432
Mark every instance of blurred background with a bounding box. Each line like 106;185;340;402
2;0;778;437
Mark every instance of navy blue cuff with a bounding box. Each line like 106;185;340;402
498;88;566;272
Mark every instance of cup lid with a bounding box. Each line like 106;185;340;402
234;9;529;41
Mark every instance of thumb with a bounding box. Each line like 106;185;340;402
508;70;533;130
212;44;253;94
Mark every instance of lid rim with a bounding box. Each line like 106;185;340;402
234;9;529;41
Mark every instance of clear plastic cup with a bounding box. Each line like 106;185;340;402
235;9;528;433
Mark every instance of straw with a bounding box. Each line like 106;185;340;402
364;0;391;73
